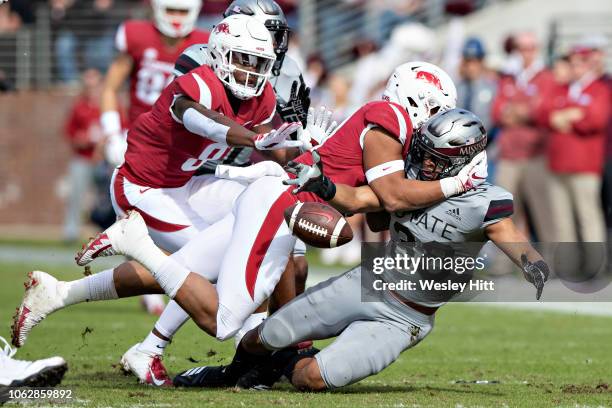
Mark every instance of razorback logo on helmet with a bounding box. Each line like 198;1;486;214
215;22;230;34
416;71;443;91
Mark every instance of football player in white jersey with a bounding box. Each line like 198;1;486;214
209;109;548;391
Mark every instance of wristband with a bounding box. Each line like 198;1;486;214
439;177;461;198
100;111;121;135
317;176;336;201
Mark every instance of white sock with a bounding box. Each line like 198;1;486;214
154;300;190;339
129;239;190;298
58;268;118;307
234;312;267;349
138;331;169;356
151;257;191;299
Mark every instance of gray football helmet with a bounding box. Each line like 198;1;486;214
224;0;289;75
405;109;487;181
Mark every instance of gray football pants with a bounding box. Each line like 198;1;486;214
259;266;434;389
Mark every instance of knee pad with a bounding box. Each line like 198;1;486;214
215;303;243;341
259;315;296;350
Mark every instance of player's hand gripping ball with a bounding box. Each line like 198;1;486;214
284;202;353;248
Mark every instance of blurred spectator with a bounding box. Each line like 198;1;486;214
52;0;117;83
349;22;435;107
0;2;22;33
304;53;328;106
324;73;353;121
347;38;380;107
456;37;496;131
543;39;610;242
9;0;36;25
63;68;105;241
364;0;422;44
491;31;557;241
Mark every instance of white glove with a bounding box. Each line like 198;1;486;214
254;122;303;150
439;151;488;198
215;161;288;184
298;106;338;152
104;132;128;168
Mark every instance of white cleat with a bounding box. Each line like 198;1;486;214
0;337;67;394
11;271;64;348
120;344;172;387
75;210;150;266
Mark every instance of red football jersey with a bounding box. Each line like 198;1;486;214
120;65;277;188
116;20;210;124
292;101;413;200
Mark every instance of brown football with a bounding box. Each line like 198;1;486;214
284;202;353;248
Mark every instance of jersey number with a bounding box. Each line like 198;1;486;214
181;143;231;171
136;67;170;105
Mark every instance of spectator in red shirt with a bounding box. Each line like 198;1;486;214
491;31;557;241
543;39;611;243
63;68;105;241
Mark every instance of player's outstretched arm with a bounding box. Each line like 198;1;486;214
485;218;549;299
172;96;301;150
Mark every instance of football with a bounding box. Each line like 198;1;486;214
284;201;353;248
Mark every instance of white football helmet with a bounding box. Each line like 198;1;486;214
206;15;276;100
383;61;457;129
152;0;202;38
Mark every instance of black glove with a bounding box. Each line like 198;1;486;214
283;151;336;201
521;254;549;300
277;79;311;127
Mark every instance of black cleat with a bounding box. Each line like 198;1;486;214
173;365;238;388
236;347;321;390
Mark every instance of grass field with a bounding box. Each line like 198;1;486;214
2;257;612;408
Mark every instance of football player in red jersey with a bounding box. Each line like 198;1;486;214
11;14;302;385
100;0;208;167
99;0;208;315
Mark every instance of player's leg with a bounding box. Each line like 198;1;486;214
292;317;432;391
292;240;308;295
121;214;237;384
213;176;299;340
174;267;363;388
240;268;434;391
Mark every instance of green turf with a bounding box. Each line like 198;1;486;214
2;259;611;408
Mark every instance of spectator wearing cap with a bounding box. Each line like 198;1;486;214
491;31;557;241
456;37;496;131
542;38;610;242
